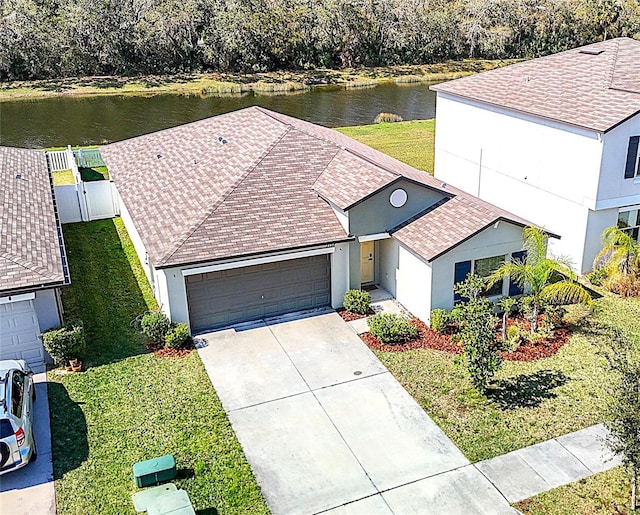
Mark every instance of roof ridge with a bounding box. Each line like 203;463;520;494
0;253;61;283
605;38;620;90
157;123;294;265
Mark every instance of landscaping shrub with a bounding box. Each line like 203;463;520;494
343;289;371;315
374;112;403;124
607;275;640;297
165;323;189;349
587;267;608;286
140;311;171;344
505;324;523;351
543;305;567;329
42;324;86;366
430;309;450;333
367;313;417;344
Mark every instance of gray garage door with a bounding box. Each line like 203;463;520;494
186;255;331;333
0;299;45;371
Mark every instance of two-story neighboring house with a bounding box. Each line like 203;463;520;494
431;37;640;274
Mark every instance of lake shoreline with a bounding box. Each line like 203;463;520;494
0;59;518;101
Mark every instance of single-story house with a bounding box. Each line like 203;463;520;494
101;107;540;334
1;146;70;372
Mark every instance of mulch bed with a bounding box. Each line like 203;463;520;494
336;307;376;322
146;339;195;358
359;317;572;362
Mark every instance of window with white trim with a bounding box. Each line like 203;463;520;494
618;208;640;241
624;136;640;179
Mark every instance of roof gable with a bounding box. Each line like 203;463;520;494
432;38;640;132
0;147;69;294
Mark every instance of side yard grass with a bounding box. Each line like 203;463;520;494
49;219;268;514
337;119;435;173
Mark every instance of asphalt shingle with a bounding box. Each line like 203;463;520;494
0;147;68;293
432;38;640;133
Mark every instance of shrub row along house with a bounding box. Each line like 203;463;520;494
432;37;640;274
99;107;536;334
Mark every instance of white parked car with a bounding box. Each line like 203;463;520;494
0;360;37;474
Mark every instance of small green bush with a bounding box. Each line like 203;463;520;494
165;323;189;349
543;305;567;329
140;311;171;344
374;112;403;124
42;324;86;366
367;313;417;344
586;267;608;286
505;324;523;351
343;289;371;315
430;309;450;333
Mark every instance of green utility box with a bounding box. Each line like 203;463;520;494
133;455;177;488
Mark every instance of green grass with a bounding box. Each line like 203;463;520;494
79;166;109;181
375;294;640;463
337;119;435;173
53;169;74;186
49;219;268;514
0;59;518;101
515;466;635;514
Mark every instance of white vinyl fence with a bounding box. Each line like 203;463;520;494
49;146;119;223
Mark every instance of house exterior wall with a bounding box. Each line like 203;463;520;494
597;116;640;209
379;238;399;297
348;179;446;236
430;222;526;312
33;288;62;331
117;191;153;285
331;242;350;307
433;93;612;273
396;246;432;322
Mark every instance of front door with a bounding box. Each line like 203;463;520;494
360;241;374;284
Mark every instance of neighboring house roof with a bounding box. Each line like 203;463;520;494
392;192;537;262
432;37;640;133
102;107;537;268
0;146;69;294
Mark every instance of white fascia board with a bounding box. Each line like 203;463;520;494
358;233;390;242
595;194;640;211
0;292;36;304
182;246;335;277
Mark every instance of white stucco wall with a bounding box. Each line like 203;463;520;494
116;190;153;285
432;93;618;273
597;116;640;209
331;242;350;308
379;238;398;297
33;288;62;331
155;268;190;327
430;221;526;312
396;246;432;322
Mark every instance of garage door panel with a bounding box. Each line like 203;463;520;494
0;300;45;369
187;255;331;333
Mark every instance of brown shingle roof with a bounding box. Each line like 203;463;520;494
102;106;537;267
432;38;640;132
0;147;69;294
392;191;536;262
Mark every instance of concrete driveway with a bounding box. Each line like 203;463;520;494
0;374;56;515
197;310;518;515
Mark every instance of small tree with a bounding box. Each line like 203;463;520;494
498;296;518;341
453;274;502;393
489;226;592;332
603;330;640;511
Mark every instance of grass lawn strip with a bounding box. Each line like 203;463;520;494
49;219;268;514
514;466;632;514
373;296;638;463
1;59;517;100
337;119;435;172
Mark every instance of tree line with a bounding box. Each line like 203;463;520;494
1;0;639;81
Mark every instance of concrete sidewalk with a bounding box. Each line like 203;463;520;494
0;373;56;515
476;423;621;504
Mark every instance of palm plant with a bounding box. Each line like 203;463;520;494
593;226;640;278
489;227;592;332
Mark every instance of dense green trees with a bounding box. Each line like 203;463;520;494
1;0;639;80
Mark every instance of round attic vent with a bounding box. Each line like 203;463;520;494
389;188;407;208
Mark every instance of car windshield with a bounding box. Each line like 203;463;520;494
0;418;13;439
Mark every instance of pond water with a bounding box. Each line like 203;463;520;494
0;82;438;148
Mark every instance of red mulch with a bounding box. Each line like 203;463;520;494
359;317;572;362
146;339;195;358
360;318;462;354
336;307;376;322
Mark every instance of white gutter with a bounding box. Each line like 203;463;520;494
358;233;390;242
181;246;335;276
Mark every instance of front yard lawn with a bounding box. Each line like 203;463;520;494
49;219;268;515
374;294;640;463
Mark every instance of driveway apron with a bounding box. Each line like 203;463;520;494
198;311;516;515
